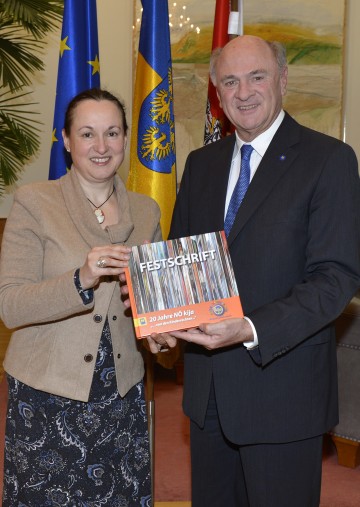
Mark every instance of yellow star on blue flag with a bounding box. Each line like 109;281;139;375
59;36;71;57
49;0;100;179
88;55;100;75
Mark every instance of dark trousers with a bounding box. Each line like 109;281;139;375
190;386;323;507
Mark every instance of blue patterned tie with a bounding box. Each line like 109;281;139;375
224;144;254;237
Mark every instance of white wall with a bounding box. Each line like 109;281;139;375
0;0;359;217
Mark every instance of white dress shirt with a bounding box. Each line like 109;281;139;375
225;111;285;349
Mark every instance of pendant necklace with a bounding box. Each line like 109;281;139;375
87;186;115;224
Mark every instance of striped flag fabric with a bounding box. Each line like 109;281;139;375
48;0;100;179
127;0;177;240
204;0;232;145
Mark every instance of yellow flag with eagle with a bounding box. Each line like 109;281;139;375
127;0;177;240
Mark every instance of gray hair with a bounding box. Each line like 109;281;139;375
209;39;287;86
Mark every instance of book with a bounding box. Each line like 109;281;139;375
125;230;243;338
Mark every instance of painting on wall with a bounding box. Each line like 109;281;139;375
134;0;346;178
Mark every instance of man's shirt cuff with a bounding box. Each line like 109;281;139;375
243;316;259;349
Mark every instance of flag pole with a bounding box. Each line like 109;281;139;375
145;350;155;506
229;0;244;36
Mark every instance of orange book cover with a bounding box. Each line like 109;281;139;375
125;231;243;338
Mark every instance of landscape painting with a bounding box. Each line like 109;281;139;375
134;0;346;179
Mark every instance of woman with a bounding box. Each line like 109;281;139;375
0;88;161;505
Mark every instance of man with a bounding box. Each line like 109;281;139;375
149;35;360;506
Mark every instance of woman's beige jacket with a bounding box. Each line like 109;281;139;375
0;169;161;401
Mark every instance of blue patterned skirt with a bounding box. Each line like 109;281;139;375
2;319;151;506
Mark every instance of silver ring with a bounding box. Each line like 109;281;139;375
96;257;107;268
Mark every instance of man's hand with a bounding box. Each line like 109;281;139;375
170;318;254;350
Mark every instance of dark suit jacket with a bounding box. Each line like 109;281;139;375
169;112;360;445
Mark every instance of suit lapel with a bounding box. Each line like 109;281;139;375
227;113;301;246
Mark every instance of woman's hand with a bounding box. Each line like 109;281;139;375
146;332;178;354
79;244;131;290
119;272;131;308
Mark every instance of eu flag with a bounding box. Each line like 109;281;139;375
127;0;177;239
48;0;100;179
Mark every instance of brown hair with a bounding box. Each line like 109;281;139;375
63;88;128;135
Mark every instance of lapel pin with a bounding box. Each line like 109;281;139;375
279;154;286;161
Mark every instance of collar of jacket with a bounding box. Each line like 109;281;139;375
59;169;135;248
